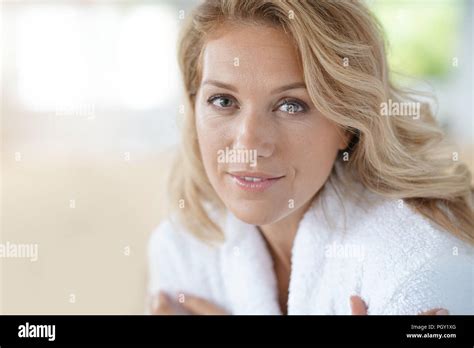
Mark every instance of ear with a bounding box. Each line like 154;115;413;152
337;129;352;151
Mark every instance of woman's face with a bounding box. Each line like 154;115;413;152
195;23;347;226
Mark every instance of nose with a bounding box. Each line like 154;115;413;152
233;108;275;159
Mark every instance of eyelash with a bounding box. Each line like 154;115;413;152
277;98;309;114
206;94;309;115
207;94;237;110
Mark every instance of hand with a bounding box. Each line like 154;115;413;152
151;291;228;315
350;295;449;315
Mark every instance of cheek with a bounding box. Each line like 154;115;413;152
289;121;341;189
195;112;229;185
196;122;216;170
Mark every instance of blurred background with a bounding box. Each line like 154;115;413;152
0;0;472;314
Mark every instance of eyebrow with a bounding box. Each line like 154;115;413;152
202;79;306;94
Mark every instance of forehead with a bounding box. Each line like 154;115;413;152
200;23;303;84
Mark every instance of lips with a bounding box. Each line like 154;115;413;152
228;172;285;192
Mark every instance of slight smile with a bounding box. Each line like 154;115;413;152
228;172;285;192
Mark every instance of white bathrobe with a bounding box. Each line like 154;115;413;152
148;173;473;315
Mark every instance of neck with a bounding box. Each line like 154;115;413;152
258;199;313;269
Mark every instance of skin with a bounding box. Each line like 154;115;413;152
195;23;347;314
195;23;346;227
152;23;448;316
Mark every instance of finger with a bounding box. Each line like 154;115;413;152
179;294;228;315
151;292;175;315
350;295;368;315
420;308;449;315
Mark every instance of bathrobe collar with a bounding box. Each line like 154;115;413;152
220;180;348;314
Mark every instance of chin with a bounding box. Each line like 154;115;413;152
226;200;283;226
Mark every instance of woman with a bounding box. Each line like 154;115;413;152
148;0;473;315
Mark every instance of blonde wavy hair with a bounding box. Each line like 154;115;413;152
168;0;474;245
